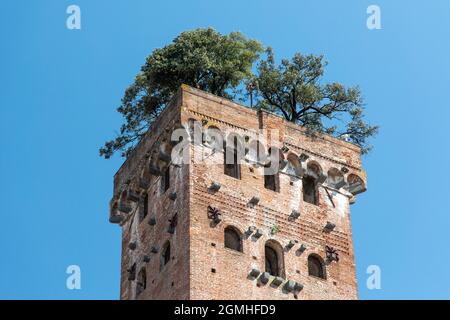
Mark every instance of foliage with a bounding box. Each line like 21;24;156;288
100;29;377;158
255;48;378;154
100;28;263;158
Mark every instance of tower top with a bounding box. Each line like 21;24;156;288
110;85;366;300
114;85;365;192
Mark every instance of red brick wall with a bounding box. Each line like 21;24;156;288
111;85;365;300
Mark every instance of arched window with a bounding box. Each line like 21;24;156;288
224;226;242;252
307;162;322;179
285;153;301;176
265;246;279;276
308;254;326;279
265;241;285;277
160;241;171;270
327;168;344;189
136;267;146;296
303;162;322;205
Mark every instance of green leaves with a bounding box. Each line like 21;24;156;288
100;29;377;159
255;50;378;154
100;28;263;159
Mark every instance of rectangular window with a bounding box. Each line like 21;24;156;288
224;139;240;179
302;176;318;205
264;173;279;192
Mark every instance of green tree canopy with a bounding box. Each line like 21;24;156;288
254;48;378;154
101;29;377;158
100;28;263;158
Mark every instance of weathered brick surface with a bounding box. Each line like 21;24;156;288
111;85;366;300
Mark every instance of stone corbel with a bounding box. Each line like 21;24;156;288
347;182;366;195
324;221;336;233
109;199;123;224
249;268;260;278
248;196;260;206
253;229;264;239
333;179;347;190
290;209;300;220
286;240;297;249
259;272;271;284
284;280;303;293
209;182;221;192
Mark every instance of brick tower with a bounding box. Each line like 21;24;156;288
109;85;367;300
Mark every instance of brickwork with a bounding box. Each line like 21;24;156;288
110;85;367;300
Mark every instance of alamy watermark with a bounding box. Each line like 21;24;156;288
66;5;81;30
366;265;381;290
167;119;285;176
66;265;81;290
367;5;381;30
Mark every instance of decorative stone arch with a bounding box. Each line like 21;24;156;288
346;173;366;195
264;240;285;278
307;253;327;279
203;125;223;151
327;167;345;189
224;225;243;252
306;160;323;179
187;117;203;144
284;152;301;176
300;160;325;206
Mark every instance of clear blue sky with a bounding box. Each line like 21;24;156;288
1;0;449;299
